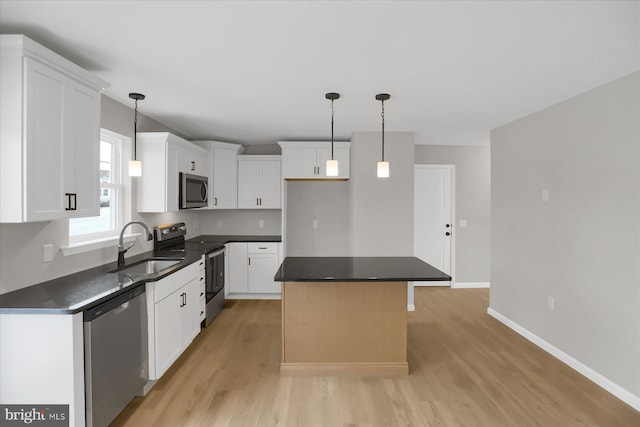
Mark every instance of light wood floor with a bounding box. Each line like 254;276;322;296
112;288;640;426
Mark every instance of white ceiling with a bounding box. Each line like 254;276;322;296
1;1;638;146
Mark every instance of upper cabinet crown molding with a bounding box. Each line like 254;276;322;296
0;35;109;223
278;141;351;180
0;35;109;93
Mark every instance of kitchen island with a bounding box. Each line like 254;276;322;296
274;257;451;375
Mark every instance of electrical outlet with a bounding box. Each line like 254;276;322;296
216;220;222;229
259;219;264;228
193;220;199;229
313;220;319;229
547;296;555;310
459;219;467;228
42;244;53;263
542;189;550;202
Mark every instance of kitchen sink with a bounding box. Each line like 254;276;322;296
110;258;183;281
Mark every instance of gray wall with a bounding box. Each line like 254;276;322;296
415;145;490;283
490;72;640;396
285;132;415;257
0;96;280;294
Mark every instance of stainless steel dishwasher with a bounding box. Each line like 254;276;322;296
84;285;148;427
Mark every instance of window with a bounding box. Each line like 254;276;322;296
69;129;124;242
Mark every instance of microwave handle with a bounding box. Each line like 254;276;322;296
201;181;208;201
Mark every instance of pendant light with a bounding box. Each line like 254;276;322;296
128;92;145;177
325;92;340;177
376;93;390;178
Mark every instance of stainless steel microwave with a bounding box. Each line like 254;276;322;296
179;173;208;209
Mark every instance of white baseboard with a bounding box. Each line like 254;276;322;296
487;307;640;412
453;282;490;289
225;293;281;300
407;304;415;312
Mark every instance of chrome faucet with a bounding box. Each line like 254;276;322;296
117;221;153;267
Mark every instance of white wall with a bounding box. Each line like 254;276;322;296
490;72;640;399
415;145;491;283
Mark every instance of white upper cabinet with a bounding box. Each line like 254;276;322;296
279;141;350;180
178;143;209;177
193;141;244;209
0;35;109;222
137;132;188;212
237;155;281;209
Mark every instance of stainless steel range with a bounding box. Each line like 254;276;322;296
154;223;225;326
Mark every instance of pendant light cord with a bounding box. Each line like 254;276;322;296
381;98;385;162
331;98;335;160
133;99;138;161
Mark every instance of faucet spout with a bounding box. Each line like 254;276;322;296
117;221;153;267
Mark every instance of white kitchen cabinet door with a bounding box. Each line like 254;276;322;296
227;242;248;294
154;291;182;378
65;77;101;218
237;156;281;209
178;144;210;177
212;147;238;209
280;148;317;178
237;160;260;208
258;160;282;208
180;278;202;348
247;254;280;293
23;57;67;221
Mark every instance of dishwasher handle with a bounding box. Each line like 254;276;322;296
84;286;145;322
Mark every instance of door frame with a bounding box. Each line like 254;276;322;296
413;164;456;287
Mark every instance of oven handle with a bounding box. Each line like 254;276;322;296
207;248;226;259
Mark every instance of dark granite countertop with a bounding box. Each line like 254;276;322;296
274;257;451;282
0;235;281;315
187;234;281;244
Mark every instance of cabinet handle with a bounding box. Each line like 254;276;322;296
72;193;77;210
214;197;217;206
256;198;259;206
248;257;251;266
200;277;204;281
259;247;267;250
65;193;72;211
259;198;262;206
191;161;196;171
200;311;204;316
200;292;204;297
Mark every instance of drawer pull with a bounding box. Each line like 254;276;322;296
259;247;267;250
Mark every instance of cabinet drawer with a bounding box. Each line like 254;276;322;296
153;260;202;303
247;242;279;254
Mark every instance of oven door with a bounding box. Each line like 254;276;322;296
180;173;208;209
206;248;225;302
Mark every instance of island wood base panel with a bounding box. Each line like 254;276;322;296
281;281;408;376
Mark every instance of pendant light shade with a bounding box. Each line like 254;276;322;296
325;92;340;177
375;93;390;178
128;92;145;177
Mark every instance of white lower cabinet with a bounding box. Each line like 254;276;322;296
146;258;204;380
226;242;282;298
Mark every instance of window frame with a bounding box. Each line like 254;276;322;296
68;128;125;244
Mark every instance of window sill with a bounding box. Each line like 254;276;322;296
61;233;141;256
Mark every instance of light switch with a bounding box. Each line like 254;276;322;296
312;220;319;229
43;244;53;263
459;220;467;228
542;189;550;202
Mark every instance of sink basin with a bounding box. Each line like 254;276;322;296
110;258;183;280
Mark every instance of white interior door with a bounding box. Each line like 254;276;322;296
414;165;453;286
